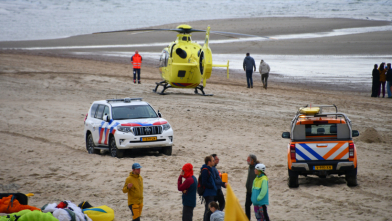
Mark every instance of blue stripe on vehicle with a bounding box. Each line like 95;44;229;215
82;208;107;213
299;143;325;160
110;122;120;133
296;148;311;161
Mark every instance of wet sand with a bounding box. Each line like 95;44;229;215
1;17;392;221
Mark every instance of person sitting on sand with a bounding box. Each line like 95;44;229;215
209;201;224;221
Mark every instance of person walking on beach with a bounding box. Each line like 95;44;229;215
123;163;144;221
386;63;392;98
379;62;387;98
209;201;225;221
211;154;226;211
245;154;259;220
259;59;270;89
131;50;143;84
243;53;256;88
251;164;270;221
371;64;379;97
178;163;198;221
201;156;217;221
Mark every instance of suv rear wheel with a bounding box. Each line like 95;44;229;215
346;168;358;186
109;137;124;158
288;170;299;188
86;134;100;154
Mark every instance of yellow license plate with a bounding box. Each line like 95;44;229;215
314;165;333;170
141;137;157;142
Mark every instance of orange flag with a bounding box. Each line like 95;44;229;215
224;184;249;221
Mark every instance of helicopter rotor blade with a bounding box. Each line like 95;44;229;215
211;31;273;39
94;28;207;35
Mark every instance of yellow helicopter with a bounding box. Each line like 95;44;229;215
96;24;230;95
154;24;229;95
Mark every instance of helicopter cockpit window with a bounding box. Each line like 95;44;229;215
159;50;169;67
176;48;187;59
182;36;187;41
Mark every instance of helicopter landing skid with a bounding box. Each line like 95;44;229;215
194;85;213;96
153;81;172;95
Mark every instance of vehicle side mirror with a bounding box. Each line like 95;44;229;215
103;115;109;122
352;130;359;137
158;110;162;118
282;132;291;139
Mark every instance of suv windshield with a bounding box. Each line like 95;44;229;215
112;105;158;120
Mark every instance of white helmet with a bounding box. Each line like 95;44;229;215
255;164;266;172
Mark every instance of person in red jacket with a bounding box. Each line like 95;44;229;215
178;163;197;221
131;50;143;84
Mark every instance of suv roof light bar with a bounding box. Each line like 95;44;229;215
106;97;143;103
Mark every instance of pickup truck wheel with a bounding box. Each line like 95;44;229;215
162;146;172;156
288;170;299;188
86;134;100;154
346;175;357;187
109;137;124;158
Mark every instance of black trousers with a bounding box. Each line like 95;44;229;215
214;189;225;211
182;205;194;221
246;70;253;87
203;196;215;221
262;205;270;221
133;69;141;81
245;192;253;220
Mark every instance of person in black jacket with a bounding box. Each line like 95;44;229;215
371;64;379;97
386;63;392;98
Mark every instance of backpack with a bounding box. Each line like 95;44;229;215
197;168;210;196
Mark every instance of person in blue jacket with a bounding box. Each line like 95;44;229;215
211;154;227;211
201;156;217;221
178;163;197;221
251;164;269;221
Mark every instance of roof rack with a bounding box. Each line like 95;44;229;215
291;104;339;128
106;97;143;103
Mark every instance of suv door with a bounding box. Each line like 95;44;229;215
92;104;105;145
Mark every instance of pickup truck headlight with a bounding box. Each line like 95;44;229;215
117;126;133;133
162;123;171;131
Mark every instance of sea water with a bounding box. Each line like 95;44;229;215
1;0;391;90
1;0;392;41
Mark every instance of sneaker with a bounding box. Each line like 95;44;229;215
247;86;250;88
138;81;141;84
133;79;136;84
251;85;253;88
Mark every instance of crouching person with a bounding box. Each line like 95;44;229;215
251;164;270;221
209;201;224;221
123;163;144;221
178;163;197;221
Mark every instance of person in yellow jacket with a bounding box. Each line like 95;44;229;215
123;163;144;221
251;164;269;221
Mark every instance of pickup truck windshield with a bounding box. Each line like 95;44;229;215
112;105;157;120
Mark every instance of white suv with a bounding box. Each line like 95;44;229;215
84;97;174;158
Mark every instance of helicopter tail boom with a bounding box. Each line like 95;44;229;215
212;60;230;79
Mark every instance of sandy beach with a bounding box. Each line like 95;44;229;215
1;17;392;221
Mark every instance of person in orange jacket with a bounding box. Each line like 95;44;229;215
131;50;143;84
123;163;144;221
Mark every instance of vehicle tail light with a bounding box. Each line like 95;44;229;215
290;144;296;160
349;143;354;159
84;113;88;123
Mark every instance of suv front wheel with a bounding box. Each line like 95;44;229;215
86;133;100;154
109;137;124;158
